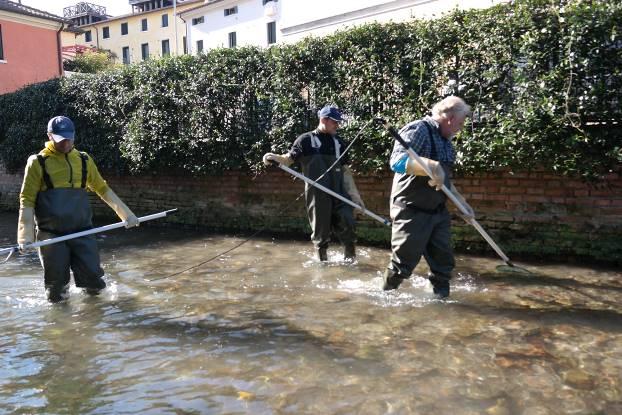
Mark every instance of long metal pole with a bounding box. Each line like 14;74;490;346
379;120;514;266
277;163;391;227
0;209;178;256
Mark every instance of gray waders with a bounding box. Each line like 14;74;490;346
35;154;104;302
385;137;455;297
299;150;356;261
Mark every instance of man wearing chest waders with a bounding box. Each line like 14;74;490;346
263;105;365;262
17;116;140;303
383;96;475;298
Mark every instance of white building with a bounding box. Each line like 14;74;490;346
179;0;505;54
280;0;504;43
180;0;280;54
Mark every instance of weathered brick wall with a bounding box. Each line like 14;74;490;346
1;165;620;265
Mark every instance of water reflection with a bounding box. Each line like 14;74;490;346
0;212;621;414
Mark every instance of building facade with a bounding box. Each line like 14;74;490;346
67;0;202;65
180;0;504;55
180;0;280;54
0;0;69;94
279;0;504;43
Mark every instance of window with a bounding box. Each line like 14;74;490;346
141;18;148;32
183;36;187;54
224;6;238;16
161;39;170;56
85;30;92;42
228;32;236;48
121;22;128;35
161;14;168;27
192;16;204;25
196;39;203;53
141;43;149;60
0;25;4;61
102;26;110;39
267;21;276;45
122;46;130;64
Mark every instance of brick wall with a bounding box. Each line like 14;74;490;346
1;165;620;265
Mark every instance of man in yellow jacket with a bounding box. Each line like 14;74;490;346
17;116;139;303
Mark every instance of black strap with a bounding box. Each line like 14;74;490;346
79;152;88;189
422;121;439;161
36;155;54;190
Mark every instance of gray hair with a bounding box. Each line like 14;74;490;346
431;96;471;118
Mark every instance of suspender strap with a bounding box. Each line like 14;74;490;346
36;155;54;190
422;122;439;161
333;137;341;159
79;152;88;189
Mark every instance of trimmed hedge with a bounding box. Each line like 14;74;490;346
0;0;620;179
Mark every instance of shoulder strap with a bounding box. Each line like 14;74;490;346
333;136;341;159
79;152;89;189
422;121;438;161
36;155;54;190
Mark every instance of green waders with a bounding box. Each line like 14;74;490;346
384;162;455;296
34;154;105;302
299;137;356;260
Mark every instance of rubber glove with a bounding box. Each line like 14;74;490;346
100;189;139;228
450;184;475;222
343;166;365;210
405;157;445;191
17;206;35;253
263;152;293;167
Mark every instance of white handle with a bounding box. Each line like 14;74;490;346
5;209;178;253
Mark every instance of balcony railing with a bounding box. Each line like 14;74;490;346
63;2;106;18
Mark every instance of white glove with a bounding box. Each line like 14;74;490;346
459;201;475;222
17;207;36;253
426;160;446;191
405;157;445;191
100;189;139;228
342;166;365;210
450;185;475;222
263;152;293;167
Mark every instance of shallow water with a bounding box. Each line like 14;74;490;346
1;212;621;414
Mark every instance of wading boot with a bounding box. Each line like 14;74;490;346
84;288;102;296
429;275;450;299
46;285;68;303
344;244;356;261
317;247;328;262
383;268;405;291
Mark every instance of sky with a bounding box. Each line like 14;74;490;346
20;0;132;18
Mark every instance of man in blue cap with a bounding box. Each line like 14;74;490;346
17;116;140;302
263;105;364;261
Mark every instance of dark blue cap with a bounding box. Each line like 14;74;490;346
317;105;344;122
47;116;75;142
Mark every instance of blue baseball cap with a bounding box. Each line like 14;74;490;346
317;105;344;122
47;116;75;142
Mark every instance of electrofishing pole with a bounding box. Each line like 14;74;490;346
149;118;381;281
1;209;178;263
375;117;531;274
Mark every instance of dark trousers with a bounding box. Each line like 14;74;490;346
388;205;455;281
37;230;105;294
307;191;356;250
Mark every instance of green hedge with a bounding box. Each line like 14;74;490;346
0;0;620;179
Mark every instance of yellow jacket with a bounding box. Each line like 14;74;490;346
20;141;110;208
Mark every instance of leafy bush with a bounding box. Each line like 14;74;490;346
63;49;119;73
0;0;620;179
